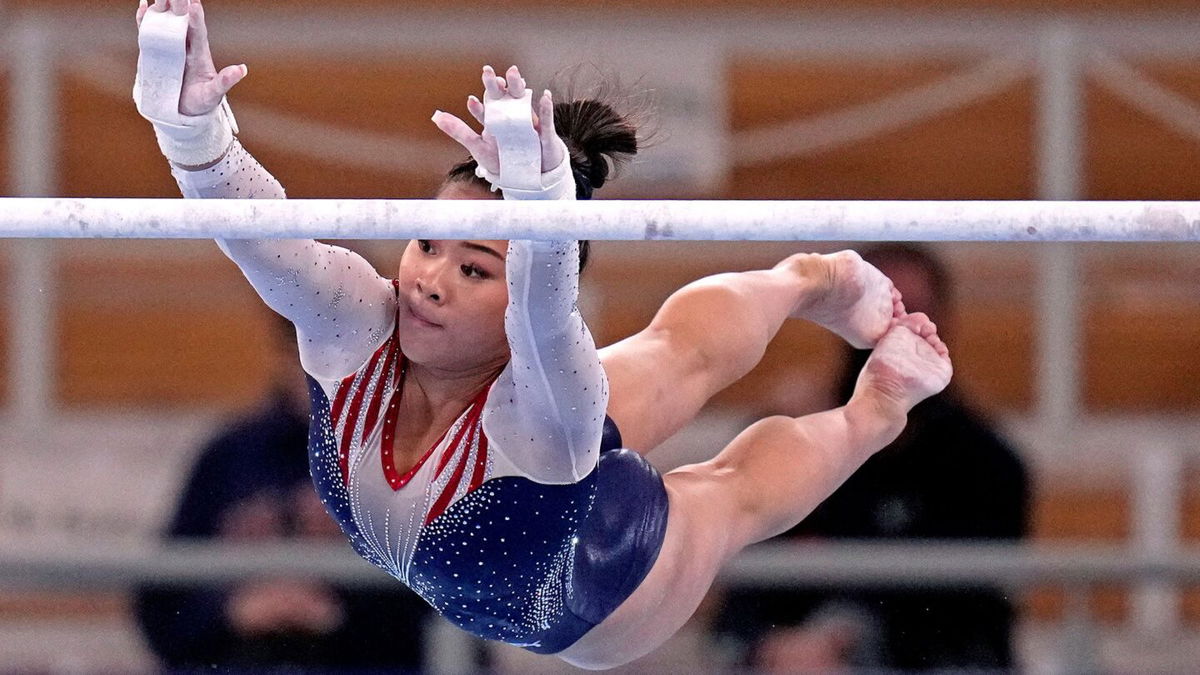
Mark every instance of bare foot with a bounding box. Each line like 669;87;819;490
785;251;904;349
853;312;952;417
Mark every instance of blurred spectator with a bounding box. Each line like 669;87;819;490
135;314;430;672
714;244;1029;672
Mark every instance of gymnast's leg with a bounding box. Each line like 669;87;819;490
560;313;951;669
600;250;904;452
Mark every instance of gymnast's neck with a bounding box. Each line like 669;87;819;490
404;357;507;412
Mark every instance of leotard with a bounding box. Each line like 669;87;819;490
171;140;669;652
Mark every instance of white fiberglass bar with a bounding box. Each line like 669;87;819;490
2;198;1199;241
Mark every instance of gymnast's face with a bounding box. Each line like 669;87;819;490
396;181;508;369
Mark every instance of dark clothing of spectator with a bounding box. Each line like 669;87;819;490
716;350;1029;670
135;387;430;672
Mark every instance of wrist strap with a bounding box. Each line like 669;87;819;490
475;146;574;201
133;9;238;166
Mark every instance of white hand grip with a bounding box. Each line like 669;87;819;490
483;91;542;192
474;90;576;201
134;10;191;128
133;8;238;166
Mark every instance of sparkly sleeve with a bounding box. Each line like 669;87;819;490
172;139;397;381
483;240;607;484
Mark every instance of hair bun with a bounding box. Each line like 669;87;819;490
553;99;638;198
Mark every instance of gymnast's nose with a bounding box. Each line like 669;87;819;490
416;279;441;304
415;266;446;304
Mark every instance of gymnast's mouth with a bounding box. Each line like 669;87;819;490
406;305;444;329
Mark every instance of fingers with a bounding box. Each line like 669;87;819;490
433;109;501;174
180;63;244;117
536;89;565;170
189;0;205;33
466;95;485;125
168;0;189;16
482;65;505;100
216;63;248;95
188;0;208;51
482;65;530;100
473;64;555;170
536;89;554;133
136;0;148;26
153;0;167;11
432;110;480;149
506;65;526;99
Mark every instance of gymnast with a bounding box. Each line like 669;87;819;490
133;0;952;668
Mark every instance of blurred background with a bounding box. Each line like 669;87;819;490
2;0;1200;672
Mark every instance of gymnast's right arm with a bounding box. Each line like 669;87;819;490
133;0;395;380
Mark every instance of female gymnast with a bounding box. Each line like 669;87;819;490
134;0;952;668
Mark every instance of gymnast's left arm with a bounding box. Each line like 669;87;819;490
495;88;607;483
436;67;607;483
489;237;608;484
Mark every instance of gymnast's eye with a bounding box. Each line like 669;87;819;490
461;263;489;280
417;239;434;254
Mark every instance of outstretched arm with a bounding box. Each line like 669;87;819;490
134;0;395;380
437;67;606;482
490;238;608;483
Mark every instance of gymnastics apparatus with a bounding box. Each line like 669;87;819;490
0;0;1194;670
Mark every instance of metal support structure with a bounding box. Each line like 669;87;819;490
1035;22;1084;436
6;18;58;427
1131;440;1184;636
2;541;1200;589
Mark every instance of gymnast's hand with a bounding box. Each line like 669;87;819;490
431;65;565;175
135;0;246;117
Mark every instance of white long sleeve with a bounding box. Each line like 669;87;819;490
479;142;607;483
485;240;607;483
173;140;396;380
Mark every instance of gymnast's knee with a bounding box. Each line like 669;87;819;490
653;282;770;364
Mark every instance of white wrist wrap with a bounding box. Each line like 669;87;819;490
133;10;238;167
475;92;575;201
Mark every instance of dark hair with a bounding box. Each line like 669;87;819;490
443;98;640;273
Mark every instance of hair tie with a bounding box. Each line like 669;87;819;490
572;167;594;200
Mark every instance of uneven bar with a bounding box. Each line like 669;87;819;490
1;198;1199;241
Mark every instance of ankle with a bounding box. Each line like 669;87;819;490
776;253;831;316
844;391;907;447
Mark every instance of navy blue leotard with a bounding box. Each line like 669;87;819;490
176;140;669;653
